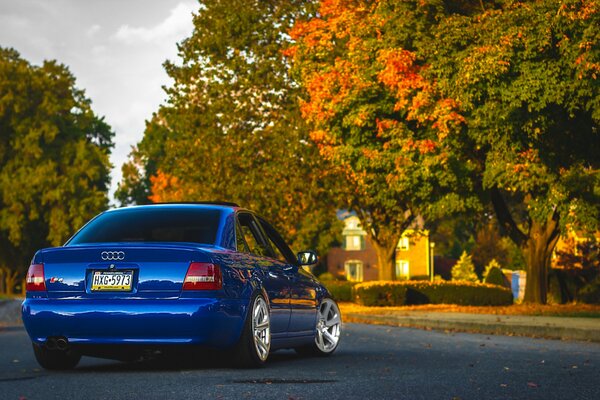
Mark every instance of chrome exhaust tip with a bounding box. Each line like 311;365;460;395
56;337;69;351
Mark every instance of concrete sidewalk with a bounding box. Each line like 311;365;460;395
344;310;600;342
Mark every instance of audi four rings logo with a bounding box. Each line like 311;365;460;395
101;251;125;261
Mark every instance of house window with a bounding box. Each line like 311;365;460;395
345;260;364;282
346;235;365;250
396;260;409;278
398;237;409;251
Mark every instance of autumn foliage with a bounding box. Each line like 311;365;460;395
118;0;599;304
287;0;473;280
288;0;465;161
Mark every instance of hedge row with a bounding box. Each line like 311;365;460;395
322;281;356;302
353;280;513;307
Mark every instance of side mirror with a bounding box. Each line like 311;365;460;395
297;250;318;266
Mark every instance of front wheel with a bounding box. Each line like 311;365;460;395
32;343;81;370
296;297;342;356
233;293;271;368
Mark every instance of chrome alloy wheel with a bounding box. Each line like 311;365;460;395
315;298;341;353
252;296;271;361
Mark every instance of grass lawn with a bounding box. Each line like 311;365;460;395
339;302;600;318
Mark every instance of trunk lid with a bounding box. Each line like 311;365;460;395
41;244;214;299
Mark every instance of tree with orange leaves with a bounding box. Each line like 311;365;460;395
287;0;475;279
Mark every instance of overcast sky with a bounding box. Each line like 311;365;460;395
0;0;197;205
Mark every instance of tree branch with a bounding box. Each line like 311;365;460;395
490;187;528;247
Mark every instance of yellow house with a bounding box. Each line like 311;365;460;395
395;229;433;280
326;215;435;281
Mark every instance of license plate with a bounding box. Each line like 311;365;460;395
91;270;133;291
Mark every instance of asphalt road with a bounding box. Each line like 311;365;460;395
1;323;599;400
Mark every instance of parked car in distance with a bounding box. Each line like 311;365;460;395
21;203;342;369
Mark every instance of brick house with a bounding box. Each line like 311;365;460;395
326;215;434;282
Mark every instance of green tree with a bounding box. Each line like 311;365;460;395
287;0;476;279
452;251;479;282
0;48;113;293
428;0;600;302
116;0;342;256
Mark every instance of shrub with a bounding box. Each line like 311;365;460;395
483;259;501;280
318;272;336;281
484;266;508;287
322;281;356;302
353;282;408;306
354;280;513;307
452;251;478;282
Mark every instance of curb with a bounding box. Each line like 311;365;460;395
344;312;600;343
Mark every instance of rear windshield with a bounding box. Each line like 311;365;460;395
68;207;222;245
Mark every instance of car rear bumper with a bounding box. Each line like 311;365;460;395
21;297;247;348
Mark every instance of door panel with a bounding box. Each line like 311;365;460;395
287;267;318;334
256;217;318;335
261;263;292;335
236;212;291;336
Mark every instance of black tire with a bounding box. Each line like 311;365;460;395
232;292;271;368
295;297;342;357
32;343;81;370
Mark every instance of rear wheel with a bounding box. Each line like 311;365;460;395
295;297;342;357
32;343;81;370
234;293;271;368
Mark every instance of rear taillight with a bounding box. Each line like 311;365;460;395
26;263;46;292
183;262;222;290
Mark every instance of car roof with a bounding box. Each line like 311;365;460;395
103;202;242;213
153;201;240;207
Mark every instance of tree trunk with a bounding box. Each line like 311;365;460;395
4;269;19;296
490;187;560;304
0;268;5;294
372;239;398;280
522;219;560;304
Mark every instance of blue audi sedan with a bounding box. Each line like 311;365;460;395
21;203;342;369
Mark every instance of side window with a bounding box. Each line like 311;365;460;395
265;235;287;263
236;222;250;253
258;218;296;264
237;213;271;257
